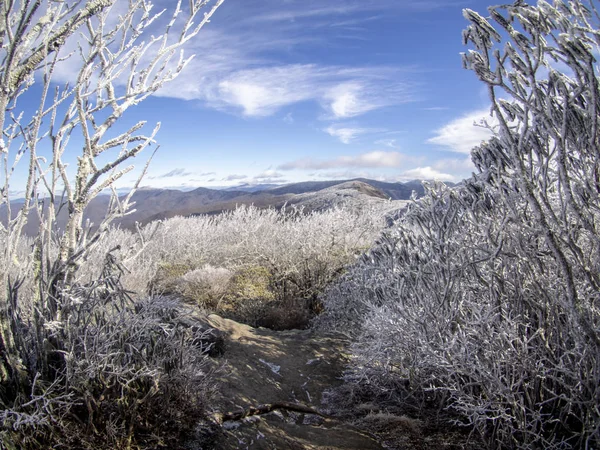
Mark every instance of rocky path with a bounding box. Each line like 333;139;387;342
204;315;385;450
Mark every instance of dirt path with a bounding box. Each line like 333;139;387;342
204;314;385;450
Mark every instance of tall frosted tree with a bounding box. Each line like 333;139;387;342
0;0;223;447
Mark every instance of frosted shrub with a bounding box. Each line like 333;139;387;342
146;204;390;327
1;222;161;320
0;0;224;447
322;181;600;448
179;265;234;309
2;201;390;331
2;292;216;449
319;1;600;447
73;223;161;292
181;265;234;293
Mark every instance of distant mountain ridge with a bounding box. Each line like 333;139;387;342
4;178;435;235
222;183;281;193
263;178;428;199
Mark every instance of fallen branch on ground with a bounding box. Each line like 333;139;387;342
213;401;326;424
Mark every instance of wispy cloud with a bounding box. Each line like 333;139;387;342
433;157;474;173
48;0;455;120
251;5;361;23
374;138;399;148
49;1;421;120
189;172;217;182
323;81;404;119
254;169;285;180
325;125;378;144
246;0;461;24
223;174;248;181
209;65;316;116
181;64;415;118
427;109;494;154
148;168;194;179
279;150;405;170
311;170;374;180
149;1;418;118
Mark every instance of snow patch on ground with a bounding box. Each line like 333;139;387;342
259;358;281;375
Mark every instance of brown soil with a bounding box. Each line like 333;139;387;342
199;315;477;450
203;314;383;449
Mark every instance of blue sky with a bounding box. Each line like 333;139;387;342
14;0;502;193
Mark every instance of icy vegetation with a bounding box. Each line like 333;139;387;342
0;201;392;447
2;0;600;448
318;1;600;448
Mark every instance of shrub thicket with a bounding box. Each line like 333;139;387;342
318;2;600;448
0;200;390;445
0;1;223;448
146;204;391;329
1;256;216;449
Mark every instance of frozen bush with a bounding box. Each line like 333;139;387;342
181;265;234;295
322;181;600;448
179;265;234;309
145;204;391;327
0;0;224;447
1;266;216;449
319;1;600;447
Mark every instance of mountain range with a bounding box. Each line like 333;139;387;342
4;178;434;235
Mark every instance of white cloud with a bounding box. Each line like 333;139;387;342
148;2;416;117
211;65;317;116
252;5;361;23
374;138;398;148
255;178;287;184
325;125;374;144
311;170;382;180
223;174;247;181
433;157;475;173
189;172;217;182
352;151;404;167
217;82;274;117
248;1;459;24
148;168;194;179
325;83;367;118
254;170;285;180
427;109;495;154
184;64;414;118
322;79;412;119
46;1;417;120
279;151;405;170
401;166;455;181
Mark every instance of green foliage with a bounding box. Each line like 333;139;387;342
229;265;275;302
